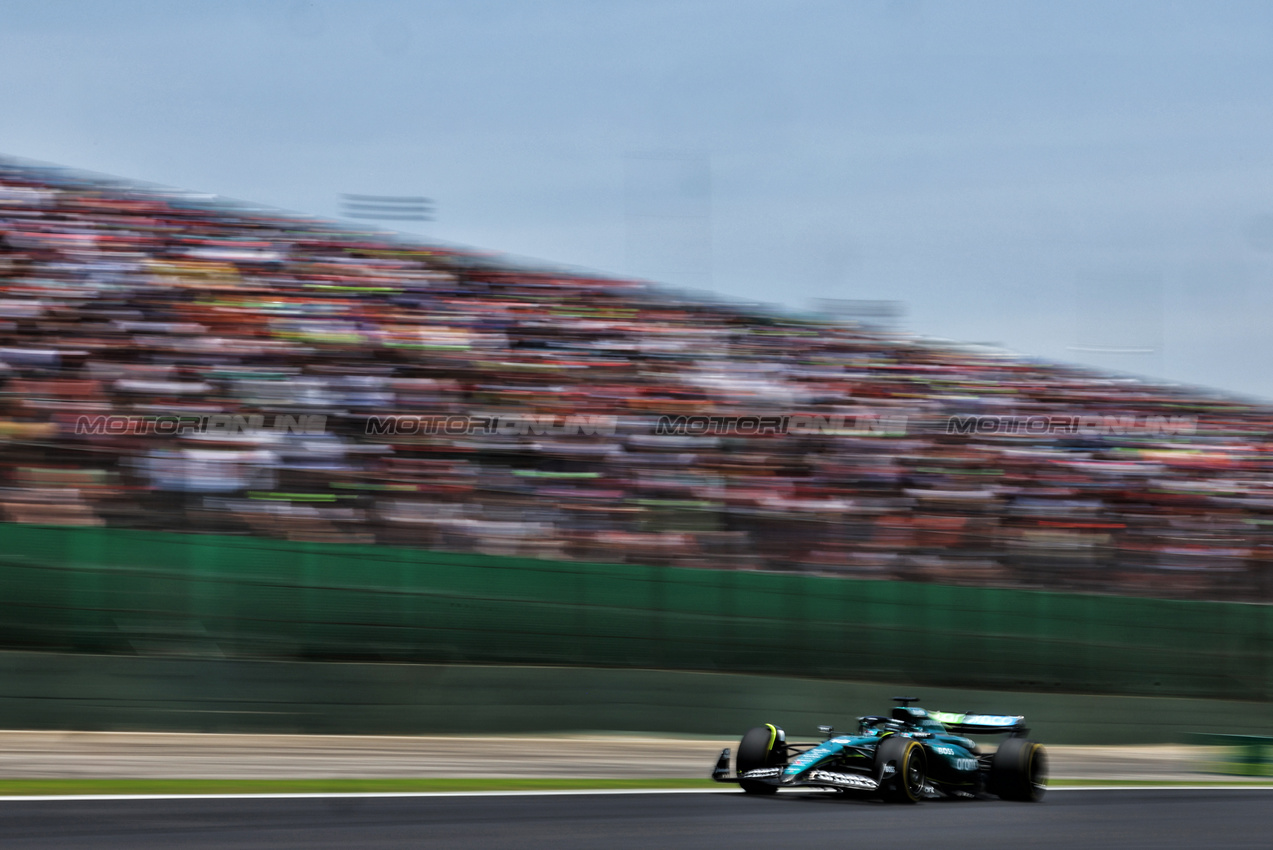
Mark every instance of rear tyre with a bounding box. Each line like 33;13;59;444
737;724;784;795
875;736;926;803
991;738;1047;802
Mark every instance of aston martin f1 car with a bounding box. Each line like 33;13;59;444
711;697;1046;802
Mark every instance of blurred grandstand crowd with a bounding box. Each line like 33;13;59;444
2;158;1272;602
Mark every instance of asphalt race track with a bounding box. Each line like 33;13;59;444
0;789;1268;849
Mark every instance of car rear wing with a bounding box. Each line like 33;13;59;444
930;711;1028;736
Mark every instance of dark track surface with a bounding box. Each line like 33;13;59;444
0;789;1269;849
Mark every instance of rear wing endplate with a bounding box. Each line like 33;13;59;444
930;711;1027;735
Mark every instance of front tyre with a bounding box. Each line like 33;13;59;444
991;738;1047;802
875;736;926;803
737;724;785;795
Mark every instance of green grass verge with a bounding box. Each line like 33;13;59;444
0;778;718;796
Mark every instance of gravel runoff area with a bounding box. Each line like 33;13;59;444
0;732;1217;781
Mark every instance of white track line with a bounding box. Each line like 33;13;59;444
1048;785;1273;792
0;788;733;802
0;785;1270;802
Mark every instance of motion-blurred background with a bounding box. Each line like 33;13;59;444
1;1;1273;754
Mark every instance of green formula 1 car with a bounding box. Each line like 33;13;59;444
711;697;1046;803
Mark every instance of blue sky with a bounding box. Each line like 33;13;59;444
4;1;1273;397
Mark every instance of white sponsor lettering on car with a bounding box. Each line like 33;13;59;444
809;770;879;790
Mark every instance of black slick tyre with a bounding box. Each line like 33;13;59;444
991;738;1047;802
736;724;784;795
874;736;926;803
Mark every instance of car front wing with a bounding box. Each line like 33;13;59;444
710;748;880;792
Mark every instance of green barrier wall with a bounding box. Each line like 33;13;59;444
1;522;1270;703
2;652;1270;744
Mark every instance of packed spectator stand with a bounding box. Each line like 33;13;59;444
3;157;1272;602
